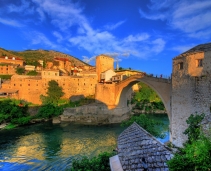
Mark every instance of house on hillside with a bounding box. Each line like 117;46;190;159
0;56;24;66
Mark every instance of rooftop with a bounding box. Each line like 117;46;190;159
174;42;211;59
113;122;173;171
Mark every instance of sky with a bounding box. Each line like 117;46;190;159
0;0;211;76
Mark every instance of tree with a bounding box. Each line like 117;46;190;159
121;114;166;138
167;113;211;171
27;70;38;76
40;80;64;105
16;67;25;75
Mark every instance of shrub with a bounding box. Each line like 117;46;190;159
27;70;38;76
11;116;31;125
121;114;165;138
36;104;64;119
167;113;211;171
183;113;205;143
71;152;113;171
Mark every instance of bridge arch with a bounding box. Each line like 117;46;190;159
115;75;172;119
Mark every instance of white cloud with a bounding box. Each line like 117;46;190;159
29;31;58;49
0;0;166;60
139;0;211;38
104;20;126;30
151;38;165;54
52;31;63;42
123;33;150;42
0;18;23;27
82;55;96;64
7;0;34;15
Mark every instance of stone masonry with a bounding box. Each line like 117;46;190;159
171;43;211;146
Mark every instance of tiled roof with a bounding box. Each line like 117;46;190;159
117;122;173;171
0;56;23;60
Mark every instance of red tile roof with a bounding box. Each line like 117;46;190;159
0;56;23;61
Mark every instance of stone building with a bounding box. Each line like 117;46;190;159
96;55;114;82
0;64;18;75
1;73;97;104
0;56;23;66
171;42;211;146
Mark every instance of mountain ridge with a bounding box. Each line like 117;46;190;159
0;47;91;67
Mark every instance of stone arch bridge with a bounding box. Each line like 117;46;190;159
95;73;172;119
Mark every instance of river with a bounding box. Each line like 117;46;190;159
0;114;169;171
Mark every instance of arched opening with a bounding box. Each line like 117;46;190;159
115;77;171;120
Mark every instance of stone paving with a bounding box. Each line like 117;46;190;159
116;122;173;171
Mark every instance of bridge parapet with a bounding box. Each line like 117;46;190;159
116;73;171;85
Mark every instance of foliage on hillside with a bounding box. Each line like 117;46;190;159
167;113;211;171
131;82;165;112
0;47;91;67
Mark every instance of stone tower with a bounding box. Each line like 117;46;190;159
96;54;114;82
171;43;211;147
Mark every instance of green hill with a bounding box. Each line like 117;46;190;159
0;47;91;67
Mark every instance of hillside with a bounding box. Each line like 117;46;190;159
0;47;91;67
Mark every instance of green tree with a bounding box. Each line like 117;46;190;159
183;113;205;143
36;104;63;119
27;70;38;76
121;114;165;138
167;113;211;171
16;67;25;75
40;80;64;105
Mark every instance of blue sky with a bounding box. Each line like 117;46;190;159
0;0;211;76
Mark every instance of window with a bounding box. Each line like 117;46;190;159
179;62;183;70
196;59;203;67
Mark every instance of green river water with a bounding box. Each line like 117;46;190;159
0;114;169;171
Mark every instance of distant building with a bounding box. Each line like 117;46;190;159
0;56;23;66
25;65;35;71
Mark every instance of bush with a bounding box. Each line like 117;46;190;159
183;113;205;143
27;70;38;76
71;152;113;171
11;116;31;125
36;104;63;119
16;67;25;75
0;99;29;124
121;114;165;138
167;113;211;171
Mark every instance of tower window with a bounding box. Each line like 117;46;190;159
196;59;203;67
179;62;183;70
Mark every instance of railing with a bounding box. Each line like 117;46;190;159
116;73;171;85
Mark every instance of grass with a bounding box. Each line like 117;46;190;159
4;123;17;130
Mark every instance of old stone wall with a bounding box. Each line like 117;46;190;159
61;104;130;124
1;74;97;104
0;64;17;75
171;49;211;147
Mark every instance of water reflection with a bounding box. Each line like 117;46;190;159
0;122;124;170
0;114;169;170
